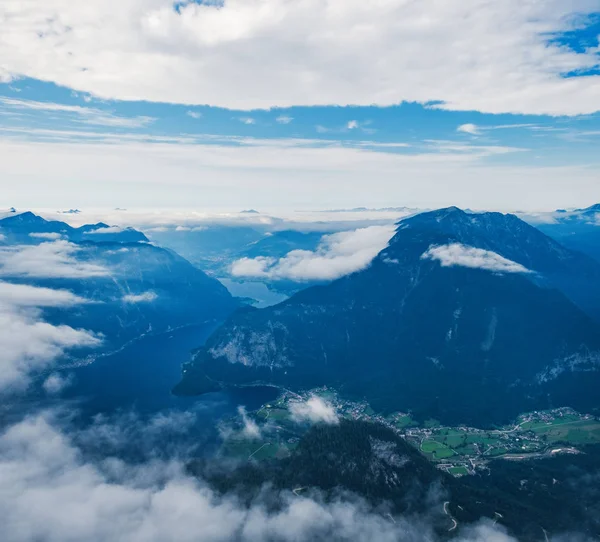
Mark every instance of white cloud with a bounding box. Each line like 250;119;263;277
238;406;261;439
0;310;99;391
0;411;528;542
421;243;531;274
0;241;109;279
84;225;125;235
347;120;359;130
18;208;413;237
289;396;339;425
122;291;158;304
231;257;276;278
29;232;63;240
0;97;155;128
457;123;544;136
1;1;600;115
238;117;256;125
0;281;91;308
457;124;481;135
186;111;202;119
4;131;594;211
42;372;73;394
146;226;170;233
0;283;100;391
276;115;293;124
29;232;62;241
230;225;396;281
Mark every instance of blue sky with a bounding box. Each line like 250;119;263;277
0;1;599;211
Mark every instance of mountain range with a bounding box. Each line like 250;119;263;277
0;211;149;244
0;212;239;359
531;203;600;262
174;207;600;426
148;225;327;284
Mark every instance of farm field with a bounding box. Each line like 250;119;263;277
420;439;456;460
219;392;600;479
527;419;600;444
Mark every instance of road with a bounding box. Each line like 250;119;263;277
248;443;270;460
443;501;458;532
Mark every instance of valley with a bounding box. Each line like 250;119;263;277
3;207;600;541
219;387;600;477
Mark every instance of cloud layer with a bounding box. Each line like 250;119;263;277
421;244;531;274
2;135;599;210
0;281;100;391
84;226;126;235
231;225;396;281
0;241;109;279
0;411;527;542
1;1;600;115
0;281;90;308
122;291;158;304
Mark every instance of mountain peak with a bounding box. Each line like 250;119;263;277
417;206;465;219
400;206;469;228
402;207;531;233
83;222;110;230
582;203;600;213
1;211;47;225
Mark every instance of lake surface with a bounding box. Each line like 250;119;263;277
62;323;279;429
219;278;288;308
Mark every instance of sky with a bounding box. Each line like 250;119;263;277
0;1;599;211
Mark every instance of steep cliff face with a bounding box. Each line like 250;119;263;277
38;241;239;351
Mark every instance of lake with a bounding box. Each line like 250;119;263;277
59;323;279;440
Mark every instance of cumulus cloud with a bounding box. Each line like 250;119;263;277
239;117;256;125
186;111;202;119
0;281;91;308
42;372;74;394
0;241;109;279
276;116;293;124
421;244;531;274
29;232;63;240
230;225;396;281
347;120;359;130
0;311;100;391
0;410;542;542
1;1;600;115
122;291;158;304
0;283;100;392
238;406;262;439
289;396;339;425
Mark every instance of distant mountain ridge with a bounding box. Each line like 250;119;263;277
0;211;149;244
175;207;600;426
528;203;600;263
0;212;238;358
